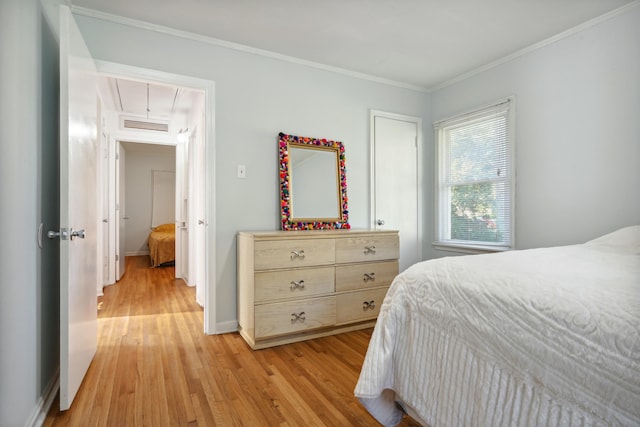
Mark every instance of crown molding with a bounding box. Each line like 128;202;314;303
430;0;640;92
70;5;430;93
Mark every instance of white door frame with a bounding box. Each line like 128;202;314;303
369;110;424;267
97;60;217;334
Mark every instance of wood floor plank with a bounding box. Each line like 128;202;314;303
44;255;420;426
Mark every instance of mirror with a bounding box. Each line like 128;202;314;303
279;132;350;230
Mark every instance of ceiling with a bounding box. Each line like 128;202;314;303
73;0;635;91
98;75;200;122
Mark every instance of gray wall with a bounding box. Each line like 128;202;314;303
73;13;432;327
427;5;640;258
0;0;61;425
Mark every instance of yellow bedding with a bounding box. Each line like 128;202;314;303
148;223;175;267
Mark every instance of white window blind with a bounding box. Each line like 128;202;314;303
434;98;514;251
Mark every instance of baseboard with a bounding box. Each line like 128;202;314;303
125;250;149;256
25;368;59;427
215;320;239;334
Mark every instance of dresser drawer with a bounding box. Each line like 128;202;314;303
254;239;335;270
255;267;335;303
255;296;336;339
335;235;399;263
336;288;388;324
335;260;398;292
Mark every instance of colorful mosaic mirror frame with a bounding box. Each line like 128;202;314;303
278;132;350;231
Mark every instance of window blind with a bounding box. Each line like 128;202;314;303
435;98;514;250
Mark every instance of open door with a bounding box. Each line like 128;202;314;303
57;5;98;410
116;142;126;280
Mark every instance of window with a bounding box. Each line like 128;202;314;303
434;98;514;251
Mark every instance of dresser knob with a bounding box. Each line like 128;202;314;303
363;245;376;254
290;250;306;260
291;311;306;322
290;280;305;290
362;300;376;311
363;272;375;282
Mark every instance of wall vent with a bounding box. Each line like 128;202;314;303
123;119;169;132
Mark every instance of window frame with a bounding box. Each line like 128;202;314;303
433;97;515;253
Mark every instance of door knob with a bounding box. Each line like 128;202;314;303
377;219;385;226
198;219;205;225
70;229;85;240
48;228;69;240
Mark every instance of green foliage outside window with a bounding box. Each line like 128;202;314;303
450;183;502;242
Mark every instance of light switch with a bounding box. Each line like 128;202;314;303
237;164;247;179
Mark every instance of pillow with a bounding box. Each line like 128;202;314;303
584;225;640;254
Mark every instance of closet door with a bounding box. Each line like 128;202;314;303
371;111;422;272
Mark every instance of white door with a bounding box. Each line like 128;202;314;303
116;142;126;279
58;5;98;410
189;114;207;307
195;123;207;307
99;120;110;290
371;111;422;272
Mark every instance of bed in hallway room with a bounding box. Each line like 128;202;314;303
148;223;176;267
355;225;640;427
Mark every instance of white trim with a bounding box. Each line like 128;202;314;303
71;6;429;93
432;1;640;91
432;242;509;255
433;96;515;250
125;250;150;257
95;60;218;335
25;369;59;427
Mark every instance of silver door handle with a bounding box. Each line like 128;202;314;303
70;228;85;240
48;228;69;240
198;219;204;225
377;219;385;226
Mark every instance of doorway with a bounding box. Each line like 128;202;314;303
96;61;216;334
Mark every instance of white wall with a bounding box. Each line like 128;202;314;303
73;14;431;326
0;0;61;425
428;5;640;257
123;145;176;255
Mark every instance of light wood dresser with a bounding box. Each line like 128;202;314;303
237;229;399;349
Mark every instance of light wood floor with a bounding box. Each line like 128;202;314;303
44;256;419;426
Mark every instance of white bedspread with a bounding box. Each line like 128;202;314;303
355;226;640;427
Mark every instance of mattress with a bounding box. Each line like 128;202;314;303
355;226;640;426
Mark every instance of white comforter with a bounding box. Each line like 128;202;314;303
355;226;640;427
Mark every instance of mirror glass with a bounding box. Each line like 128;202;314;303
278;132;350;230
289;146;339;219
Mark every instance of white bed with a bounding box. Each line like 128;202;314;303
355;226;640;426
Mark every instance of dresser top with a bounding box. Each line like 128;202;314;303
238;229;398;239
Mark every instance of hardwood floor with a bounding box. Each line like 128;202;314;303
44;256;420;426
